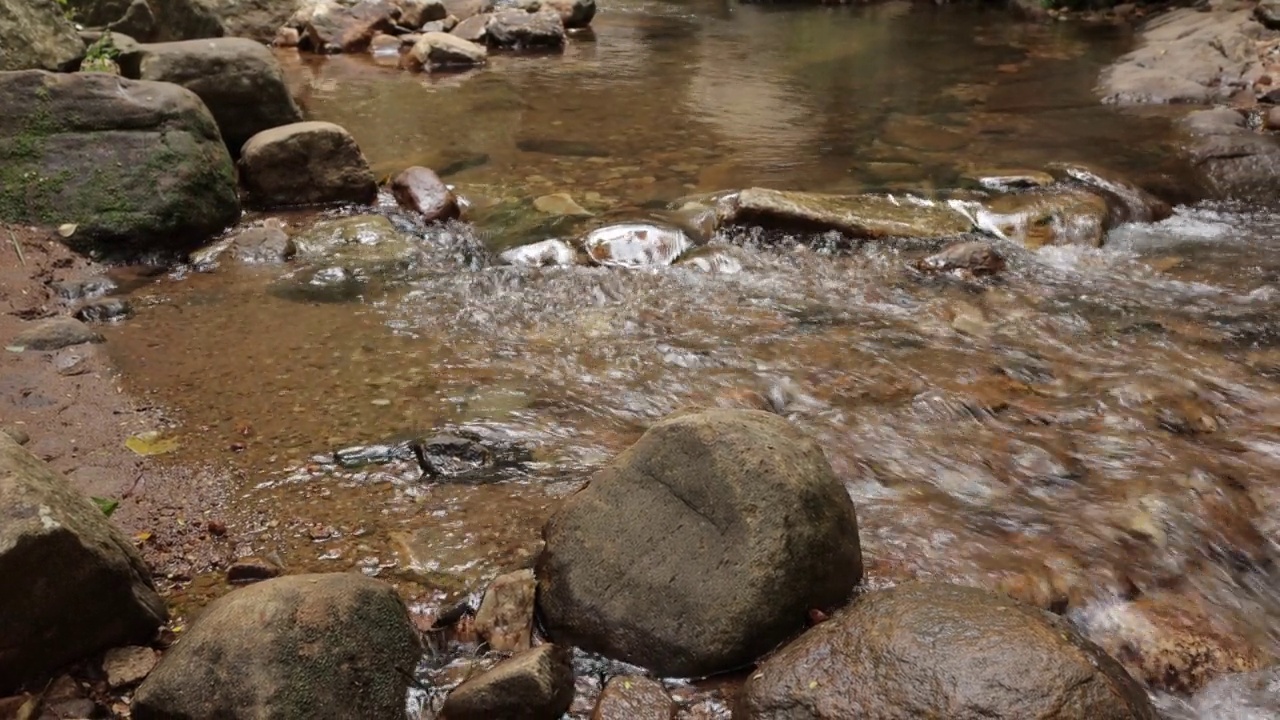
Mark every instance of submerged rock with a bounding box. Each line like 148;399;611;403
534;192;592;217
440;644;575;720
292;215;417;267
581;222;691;268
977;188;1111;248
0;71;239;255
75;297;132;323
0;433;168;692
1046;163;1172;225
676;245;746;274
239;121;378;207
485;8;565;49
474;568;537;653
0;0;84;71
128;37;302;155
915;240;1006;277
132;574;421;720
741;582;1158;720
407;30;487;68
720;188;973;240
1188;665;1280;719
537;409;863;677
391;166;461;220
499;238;580;267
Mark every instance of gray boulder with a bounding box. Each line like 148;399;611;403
132;573;421;720
0;432;167;693
485;8;564;49
0;70;240;255
127;37;302;154
238;121;377;207
0;0;85;71
740;582;1158;720
66;0;225;42
537;408;863;677
1179;108;1280;201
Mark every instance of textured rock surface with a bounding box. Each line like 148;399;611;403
0;0;85;72
238;121;377;207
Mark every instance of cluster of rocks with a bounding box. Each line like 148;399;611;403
1098;0;1280;200
274;0;596;71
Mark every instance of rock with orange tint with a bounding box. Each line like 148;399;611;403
474;569;537;653
391;166;460;221
592;676;674;720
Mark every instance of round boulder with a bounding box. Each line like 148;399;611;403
740;582;1159;720
536;408;863;678
132;573;422;720
238;121;378;208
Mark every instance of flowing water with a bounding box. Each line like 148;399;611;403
93;0;1280;715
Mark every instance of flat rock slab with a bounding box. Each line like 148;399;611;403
720;187;974;240
12;317;104;351
441;644;575;720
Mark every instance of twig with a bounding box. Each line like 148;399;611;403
8;229;25;267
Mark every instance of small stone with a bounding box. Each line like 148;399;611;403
533;193;592;217
227;557;283;585
391;166;460;220
103;646;158;689
207;520;227;536
915;240;1006;277
474;569;537;653
592;675;674;720
75;298;132;323
407;31;487;69
12;317;105;351
440;644;575;720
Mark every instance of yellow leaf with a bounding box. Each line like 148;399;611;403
134;531;153;543
808;680;819;689
623;681;632;690
126;431;179;456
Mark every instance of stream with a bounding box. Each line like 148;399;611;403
92;0;1280;716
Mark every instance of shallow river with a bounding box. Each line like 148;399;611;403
97;0;1280;716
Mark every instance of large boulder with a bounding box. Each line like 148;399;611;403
0;433;167;693
440;644;575;720
740;582;1158;720
536;408;863;677
304;0;397;53
126;38;301;155
0;70;240;255
0;0;85;71
718;187;973;241
1179;108;1280;201
132;573;422;720
485;8;565;49
238;121;377;207
67;0;225;42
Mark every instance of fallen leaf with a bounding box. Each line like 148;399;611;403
134;531;153;543
126;431;179;456
57;223;78;238
5;345;24;353
91;496;120;517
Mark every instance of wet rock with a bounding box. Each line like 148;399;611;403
391;166;462;219
534;192;592;217
1189;665;1280;718
451;12;489;41
485;8;566;49
75;298;132;323
369;31;401;54
402;0;447;26
226;556;282;584
963;169;1056;192
741;582;1157;720
232;223;296;263
12;317;104;350
474;569;536;653
592;675;674;720
0;0;84;71
541;0;594;27
0;432;168;692
720;188;973;240
440;644;575;720
133;573;421;720
582;222;691;267
1046;163;1173;225
53;276;118;301
978;188;1111;248
1180;108;1280;201
537;409;863;677
676;245;746;274
239;121;378;207
305;0;397;52
67;0;226;42
409;27;486;68
128;38;302;155
499;238;580;266
292;214;416;267
1100;8;1269;104
103;646;159;689
915;240;1006;277
0;71;239;256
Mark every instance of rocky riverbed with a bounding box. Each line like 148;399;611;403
6;0;1280;717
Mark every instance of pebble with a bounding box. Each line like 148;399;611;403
102;646;158;689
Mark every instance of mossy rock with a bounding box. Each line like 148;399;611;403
0;70;239;257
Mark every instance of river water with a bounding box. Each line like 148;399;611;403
98;0;1280;716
